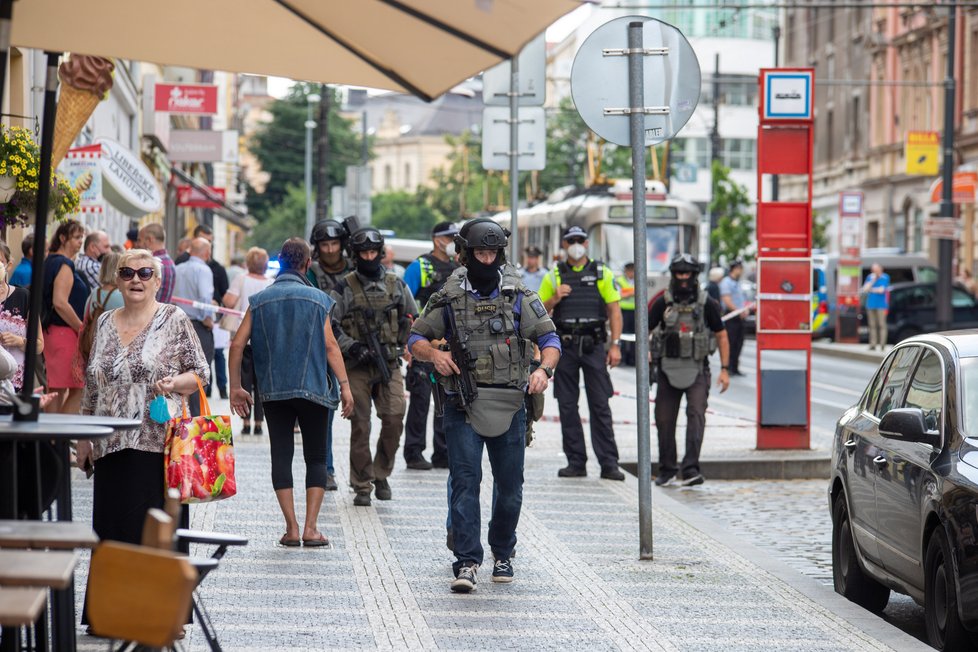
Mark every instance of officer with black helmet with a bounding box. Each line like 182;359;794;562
330;227;418;507
408;218;560;593
649;253;730;488
305;218;354;492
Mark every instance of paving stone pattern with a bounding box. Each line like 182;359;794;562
67;396;911;651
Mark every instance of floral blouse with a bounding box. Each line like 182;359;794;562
81;303;210;462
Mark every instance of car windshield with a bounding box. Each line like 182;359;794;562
960;358;978;438
599;223;690;273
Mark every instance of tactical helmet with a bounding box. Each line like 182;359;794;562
669;253;701;275
348;227;385;253
454;218;509;252
310;219;347;248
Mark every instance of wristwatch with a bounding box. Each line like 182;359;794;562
721;365;730;371
610;339;621;347
540;364;555;379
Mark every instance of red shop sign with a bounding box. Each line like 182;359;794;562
154;83;218;115
176;185;225;209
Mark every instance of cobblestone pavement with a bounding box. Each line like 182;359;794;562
661;480;928;645
64;391;930;652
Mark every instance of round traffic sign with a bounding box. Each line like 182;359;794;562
571;16;700;147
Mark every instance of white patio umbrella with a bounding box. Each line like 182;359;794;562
10;0;584;101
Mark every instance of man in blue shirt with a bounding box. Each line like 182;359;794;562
174;238;215;415
10;234;34;288
862;263;890;350
719;260;748;377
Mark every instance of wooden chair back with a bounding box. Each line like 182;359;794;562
164;487;181;524
141;508;175;551
86;541;196;647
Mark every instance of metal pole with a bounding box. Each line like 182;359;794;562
317;83;330;221
509;55;520;263
304;99;315;237
771;25;781;202
937;4;957;331
708;52;720;263
628;21;653;560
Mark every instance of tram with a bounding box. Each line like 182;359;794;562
494;179;702;295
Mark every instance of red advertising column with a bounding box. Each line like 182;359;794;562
755;69;814;450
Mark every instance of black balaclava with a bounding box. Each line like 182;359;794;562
355;250;383;279
466;249;502;295
669;273;697;302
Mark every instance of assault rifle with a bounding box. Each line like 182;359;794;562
442;302;478;407
350;306;392;387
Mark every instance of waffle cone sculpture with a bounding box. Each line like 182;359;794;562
52;55;115;168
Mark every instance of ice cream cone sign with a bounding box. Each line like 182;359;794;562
52;55;115;168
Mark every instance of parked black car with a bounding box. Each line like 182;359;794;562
830;332;978;650
859;281;978;344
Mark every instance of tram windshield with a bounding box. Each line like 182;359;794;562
596;223;693;273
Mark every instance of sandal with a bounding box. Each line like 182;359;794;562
278;534;301;547
302;533;330;548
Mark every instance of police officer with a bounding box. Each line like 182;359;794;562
305;218;354;492
537;225;625;481
615;262;637;366
401;221;459;470
331;227;418;506
649;253;730;488
409;218;560;593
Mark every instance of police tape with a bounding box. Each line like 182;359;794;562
171;296;245;318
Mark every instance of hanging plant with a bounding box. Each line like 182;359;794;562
0;124;79;229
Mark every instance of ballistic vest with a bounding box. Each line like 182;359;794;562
415;253;457;310
552;260;606;330
437;266;534;391
339;271;403;363
309;259;352;293
616;274;636;311
651;289;718;389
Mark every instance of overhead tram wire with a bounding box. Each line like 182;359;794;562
607;2;978;9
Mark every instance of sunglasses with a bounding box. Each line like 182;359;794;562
566;238;586;245
118;267;155;281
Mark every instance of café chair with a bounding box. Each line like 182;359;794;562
85;541;196;651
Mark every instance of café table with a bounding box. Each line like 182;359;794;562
0;520;98;551
0;415;138;652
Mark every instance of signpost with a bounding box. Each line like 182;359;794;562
571;16;699;559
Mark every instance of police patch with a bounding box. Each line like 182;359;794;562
474;303;498;315
529;299;547;318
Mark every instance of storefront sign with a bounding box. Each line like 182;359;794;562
96;138;163;216
176;185;226;209
168;130;239;163
929;172;978;204
905;131;939;176
58;144;103;215
154;83;218;115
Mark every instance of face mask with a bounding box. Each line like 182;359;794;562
355;254;383;278
149;395;172;424
670;276;696;301
567;243;587;260
444;241;457;258
466;250;502;294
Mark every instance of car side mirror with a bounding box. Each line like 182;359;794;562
879;407;938;445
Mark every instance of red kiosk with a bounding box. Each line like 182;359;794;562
754;69;815;449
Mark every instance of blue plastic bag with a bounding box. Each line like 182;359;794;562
150;394;171;424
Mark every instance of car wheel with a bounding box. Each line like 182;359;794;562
832;493;890;612
924;527;975;651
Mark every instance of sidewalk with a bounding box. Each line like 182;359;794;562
70;395;927;651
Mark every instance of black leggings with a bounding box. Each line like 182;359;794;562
264;398;331;490
240;345;264;422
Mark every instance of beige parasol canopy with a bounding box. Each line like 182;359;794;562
11;0;584;101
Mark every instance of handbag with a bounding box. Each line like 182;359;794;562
162;375;236;504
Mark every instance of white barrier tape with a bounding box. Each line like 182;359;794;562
171;296;245;318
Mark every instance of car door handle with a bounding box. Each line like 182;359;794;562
844;439;857;451
873;455;888;469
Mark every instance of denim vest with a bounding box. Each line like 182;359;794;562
249;270;340;409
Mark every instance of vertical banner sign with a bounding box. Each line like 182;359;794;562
59;144;104;216
755;69;815;450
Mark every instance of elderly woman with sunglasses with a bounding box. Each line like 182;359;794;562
76;249;210;613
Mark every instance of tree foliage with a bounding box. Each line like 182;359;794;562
708;160;753;263
419;131;509;219
247;184;306;254
246;83;363;224
812;212;829;250
371;191;445;239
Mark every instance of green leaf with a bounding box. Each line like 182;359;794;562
211;474;226;497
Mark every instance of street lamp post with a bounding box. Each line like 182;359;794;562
305;92;321;238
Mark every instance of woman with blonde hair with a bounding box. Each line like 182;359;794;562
223;247;271;435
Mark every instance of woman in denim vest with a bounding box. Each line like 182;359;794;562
229;238;353;547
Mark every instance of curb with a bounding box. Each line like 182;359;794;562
622;455;831;480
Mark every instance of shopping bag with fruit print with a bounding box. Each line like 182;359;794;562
163;375;237;504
